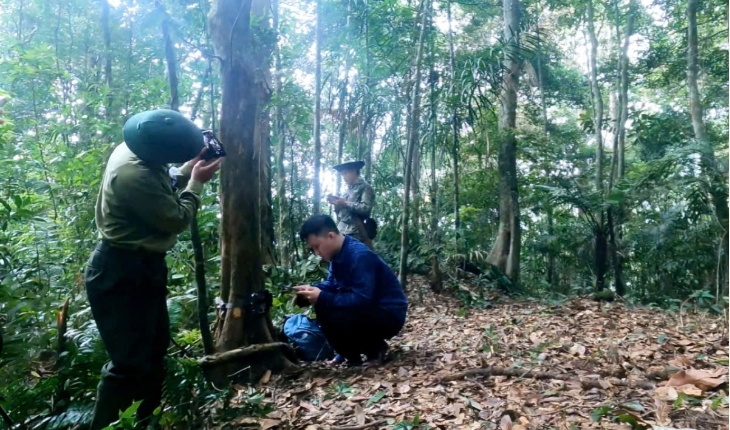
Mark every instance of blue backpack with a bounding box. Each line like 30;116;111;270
282;314;335;362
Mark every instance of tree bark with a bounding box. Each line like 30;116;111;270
487;0;521;286
252;0;276;266
398;0;429;291
363;4;374;183
336;1;352;195
208;0;293;384
608;0;634;296
427;17;442;293
586;0;607;292
687;0;729;297
312;0;323;214
159;6;179;111
447;0;459;251
158;5;216;355
100;0;113;119
536;22;555;288
428;42;439;248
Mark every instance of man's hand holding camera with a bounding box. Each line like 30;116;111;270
293;285;321;305
191;148;223;183
178;146;223;184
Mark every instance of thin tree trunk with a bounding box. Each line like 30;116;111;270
336;0;352;195
100;0;113;119
428;35;439;247
687;0;709;149
609;0;634;296
586;0;607;292
607;2;621;297
160;10;179;110
412;136;422;238
336;73;347;193
447;0;460;251
398;0;429;291
289;138;300;260
312;0;323;214
687;0;729;297
362;3;374;182
487;0;521;286
159;3;215;355
273;0;290;268
208;0;294;384
428;32;442;293
536;22;555;288
192;72;211;121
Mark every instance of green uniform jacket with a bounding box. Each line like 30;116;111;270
335;177;375;241
94;143;203;253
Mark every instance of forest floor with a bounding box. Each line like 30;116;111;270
212;277;729;430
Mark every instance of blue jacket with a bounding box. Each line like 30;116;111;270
314;236;407;322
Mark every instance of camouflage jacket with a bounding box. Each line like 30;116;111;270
335;178;375;239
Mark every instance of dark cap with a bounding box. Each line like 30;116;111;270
332;160;365;172
122;109;205;164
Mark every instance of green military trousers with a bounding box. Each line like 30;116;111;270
84;241;170;430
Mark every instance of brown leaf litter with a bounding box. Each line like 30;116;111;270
213;278;729;429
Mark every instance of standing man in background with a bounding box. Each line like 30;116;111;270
326;160;376;249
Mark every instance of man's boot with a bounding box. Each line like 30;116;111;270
89;374;135;430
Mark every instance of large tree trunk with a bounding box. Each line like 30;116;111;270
687;0;729;298
253;0;276;265
398;0;429;291
208;0;295;385
586;0;607;292
312;0;323;214
487;0;521;286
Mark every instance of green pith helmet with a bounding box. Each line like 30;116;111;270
332;160;365;172
122;109;204;164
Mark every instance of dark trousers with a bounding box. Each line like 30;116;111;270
84;241;169;430
316;306;404;362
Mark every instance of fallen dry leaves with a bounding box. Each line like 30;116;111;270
213;277;729;429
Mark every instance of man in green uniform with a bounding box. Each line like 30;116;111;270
85;109;222;429
326;160;375;249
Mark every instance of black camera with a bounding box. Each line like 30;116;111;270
202;129;226;160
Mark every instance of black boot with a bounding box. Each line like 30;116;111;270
89;372;136;430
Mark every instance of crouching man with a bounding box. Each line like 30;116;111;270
294;215;407;367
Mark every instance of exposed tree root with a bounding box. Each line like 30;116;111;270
199;342;295;369
327;419;388;430
437;365;656;390
200;342;297;386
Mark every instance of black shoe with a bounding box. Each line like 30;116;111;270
364;341;389;366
